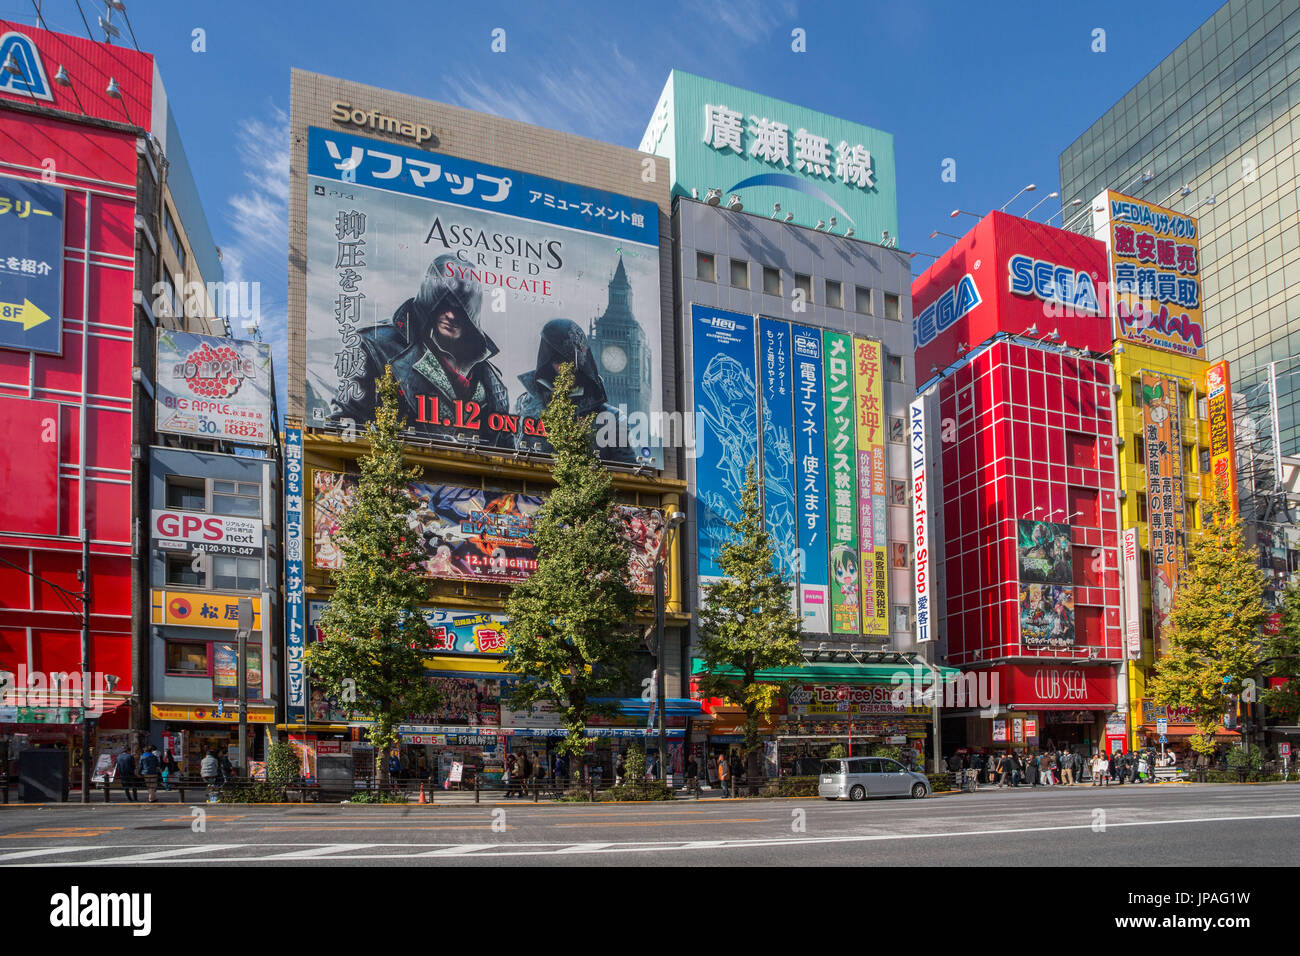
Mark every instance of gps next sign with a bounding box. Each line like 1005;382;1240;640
152;509;264;557
0;178;63;355
912;211;1109;377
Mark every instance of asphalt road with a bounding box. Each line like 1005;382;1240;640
0;783;1296;866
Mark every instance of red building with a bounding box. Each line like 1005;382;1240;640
0;22;224;775
913;212;1125;755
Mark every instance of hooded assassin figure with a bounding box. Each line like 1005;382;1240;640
329;254;511;448
513;318;635;463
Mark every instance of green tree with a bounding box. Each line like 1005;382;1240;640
696;465;803;785
1260;581;1300;723
307;367;440;785
504;362;639;782
1148;482;1266;754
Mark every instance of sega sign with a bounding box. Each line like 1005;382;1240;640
151;509;264;557
913;274;980;350
1007;254;1101;314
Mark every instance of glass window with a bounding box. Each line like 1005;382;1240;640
165;476;205;512
794;273;812;303
212;482;260;518
1138;492;1148;522
213;555;261;591
165;554;205;588
821;760;843;776
889;416;905;443
696;252;715;282
762;266;781;296
855;285;873;314
730;258;748;288
884;292;901;321
886;354;903;383
1186;499;1198;529
1133;436;1145;465
164;207;186;273
166;641;207;675
824;279;843;309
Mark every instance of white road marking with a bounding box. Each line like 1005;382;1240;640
63;844;241;865
259;844;379;859
414;843;496;856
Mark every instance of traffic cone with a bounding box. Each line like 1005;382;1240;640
419;782;427;804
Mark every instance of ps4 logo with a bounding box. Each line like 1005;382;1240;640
1007;254;1100;314
914;274;980;349
0;32;53;102
709;316;737;332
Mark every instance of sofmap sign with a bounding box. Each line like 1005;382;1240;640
152;509;264;557
0;178;63;355
330;100;433;144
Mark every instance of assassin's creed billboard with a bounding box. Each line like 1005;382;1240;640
304;127;664;467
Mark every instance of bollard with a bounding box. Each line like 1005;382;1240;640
102;779;111;803
533;778;539;803
474;772;480;804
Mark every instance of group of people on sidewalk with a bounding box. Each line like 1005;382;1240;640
112;745;232;801
946;747;1166;788
501;749;568;796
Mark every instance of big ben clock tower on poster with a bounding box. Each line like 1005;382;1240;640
591;255;652;430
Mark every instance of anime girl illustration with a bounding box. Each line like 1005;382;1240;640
831;546;859;608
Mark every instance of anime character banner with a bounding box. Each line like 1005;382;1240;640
1018;583;1076;649
1141;371;1186;656
312;470;661;593
304;127;663;467
691;305;759;590
1016;520;1074;585
823;330;861;634
759;317;797;580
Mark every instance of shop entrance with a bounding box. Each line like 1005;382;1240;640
1039;712;1098;755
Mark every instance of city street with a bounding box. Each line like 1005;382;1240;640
0;783;1296;866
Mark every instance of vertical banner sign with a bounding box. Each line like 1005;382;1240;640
1123;527;1142;657
692;305;759;593
909;397;931;643
1206;361;1238;517
1141;372;1186;657
823;331;861;634
792;325;829;633
759;318;798;582
853;338;888;637
0;178;64;355
284;422;306;721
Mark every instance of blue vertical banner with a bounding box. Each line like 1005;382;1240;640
792;324;829;633
284;422;306;722
692;305;759;591
0;179;64;355
759;317;797;581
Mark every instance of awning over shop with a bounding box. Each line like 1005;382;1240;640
690;658;962;686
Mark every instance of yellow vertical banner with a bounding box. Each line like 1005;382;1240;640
1141;371;1186;657
1206;361;1238;516
853;338;888;636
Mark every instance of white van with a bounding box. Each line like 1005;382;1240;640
818;756;930;801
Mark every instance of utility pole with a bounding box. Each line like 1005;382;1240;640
79;529;90;804
653;512;685;784
236;597;253;778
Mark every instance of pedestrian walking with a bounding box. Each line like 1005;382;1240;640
1061;749;1074;786
685;756;699;793
717;751;731;797
115;747;138;801
138;746;161;803
1091;752;1108;786
200;749;220;795
614;752;626;786
997;752;1012;788
218;748;233;785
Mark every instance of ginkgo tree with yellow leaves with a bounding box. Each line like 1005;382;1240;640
1147;481;1266;755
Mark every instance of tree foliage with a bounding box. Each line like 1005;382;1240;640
1260;580;1300;723
1148;482;1266;754
696;465;803;763
307;367;441;782
504;362;639;767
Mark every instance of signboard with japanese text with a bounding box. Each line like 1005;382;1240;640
691;305;759;590
303;127;663;467
760;318;798;581
1094;190;1205;359
1123;527;1142;657
853;337;887;637
156;330;274;445
284;422;306;719
1206;360;1238;515
823;330;861;634
313;470;663;592
151;590;263;630
792;325;829;633
151;509;264;557
909;397;931;643
0;178;63;355
1142;371;1186;656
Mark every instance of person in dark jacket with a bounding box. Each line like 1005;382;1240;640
138;746;161;803
218;748;234;784
114;748;138;802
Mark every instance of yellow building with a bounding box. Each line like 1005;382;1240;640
1113;341;1210;750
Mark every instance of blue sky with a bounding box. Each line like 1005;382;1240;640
9;0;1226;409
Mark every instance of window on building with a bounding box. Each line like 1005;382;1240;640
1140;548;1151;583
1137;492;1148;522
1068;487;1099;526
762;266;781;296
696;252;716;282
883;292;901;321
165;476;206;512
890;479;907;505
730;258;748;288
855;285;873;315
886;353;903;383
1200;449;1211;473
1182;444;1196;473
1179;387;1194;418
164;207;186;274
893;605;910;633
824;279;843;309
165;553;205;588
1133;437;1145;465
165;641;207;675
888;416;905;443
1066;432;1098;468
1186;499;1198;529
212;480;260;518
1131;377;1143;406
794;273;812;303
1198;394;1208;419
212;555;261;591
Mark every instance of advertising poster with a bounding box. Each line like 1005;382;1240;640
1016;519;1074;584
156;330;274;444
304;127;663;467
692;305;759;589
1096;190;1205;359
792;325;829;633
823;330;861;634
909;397;932;643
1206;360;1238;515
0;177;63;355
285;423;306;720
313;470;661;592
1019;584;1076;649
151;509;264;557
992;719;1008;743
213;644;263;697
853;337;888;636
759;318;798;580
1123;527;1142;657
1142;371;1186;656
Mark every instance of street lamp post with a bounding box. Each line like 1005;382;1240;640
653;512;685;783
236;597;253;778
